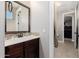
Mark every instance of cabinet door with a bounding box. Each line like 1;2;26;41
5;43;23;58
24;38;39;58
25;46;37;58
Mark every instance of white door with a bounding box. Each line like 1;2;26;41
72;2;79;58
75;2;79;57
74;2;79;57
75;2;79;49
74;3;78;49
77;2;79;57
77;2;79;50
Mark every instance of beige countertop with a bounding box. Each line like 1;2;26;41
5;32;40;47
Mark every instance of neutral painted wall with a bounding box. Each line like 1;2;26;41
49;2;54;58
0;2;5;58
31;1;50;58
55;11;64;42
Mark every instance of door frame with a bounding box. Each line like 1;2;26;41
63;11;75;42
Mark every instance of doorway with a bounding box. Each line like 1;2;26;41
63;12;75;42
64;16;72;38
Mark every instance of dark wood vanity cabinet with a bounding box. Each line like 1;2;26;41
24;38;39;58
5;43;23;58
5;38;39;58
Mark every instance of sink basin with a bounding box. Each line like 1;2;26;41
7;34;38;41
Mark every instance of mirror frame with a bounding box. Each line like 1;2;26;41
5;1;31;34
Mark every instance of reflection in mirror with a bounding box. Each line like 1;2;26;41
5;1;30;33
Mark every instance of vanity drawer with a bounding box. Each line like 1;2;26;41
23;38;39;58
5;43;23;58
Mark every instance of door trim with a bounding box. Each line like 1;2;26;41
63;11;75;42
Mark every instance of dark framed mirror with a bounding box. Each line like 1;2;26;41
5;1;30;34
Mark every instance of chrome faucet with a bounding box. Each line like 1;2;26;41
17;33;23;37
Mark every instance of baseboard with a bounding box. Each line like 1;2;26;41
72;40;74;42
58;40;64;43
64;38;72;41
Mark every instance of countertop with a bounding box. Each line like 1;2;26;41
5;33;40;47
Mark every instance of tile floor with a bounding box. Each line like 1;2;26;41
54;39;78;58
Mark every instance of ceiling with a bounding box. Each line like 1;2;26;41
55;1;78;13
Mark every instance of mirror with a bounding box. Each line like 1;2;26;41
5;1;30;33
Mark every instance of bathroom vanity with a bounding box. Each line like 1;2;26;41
5;1;40;58
5;35;39;58
5;34;40;58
